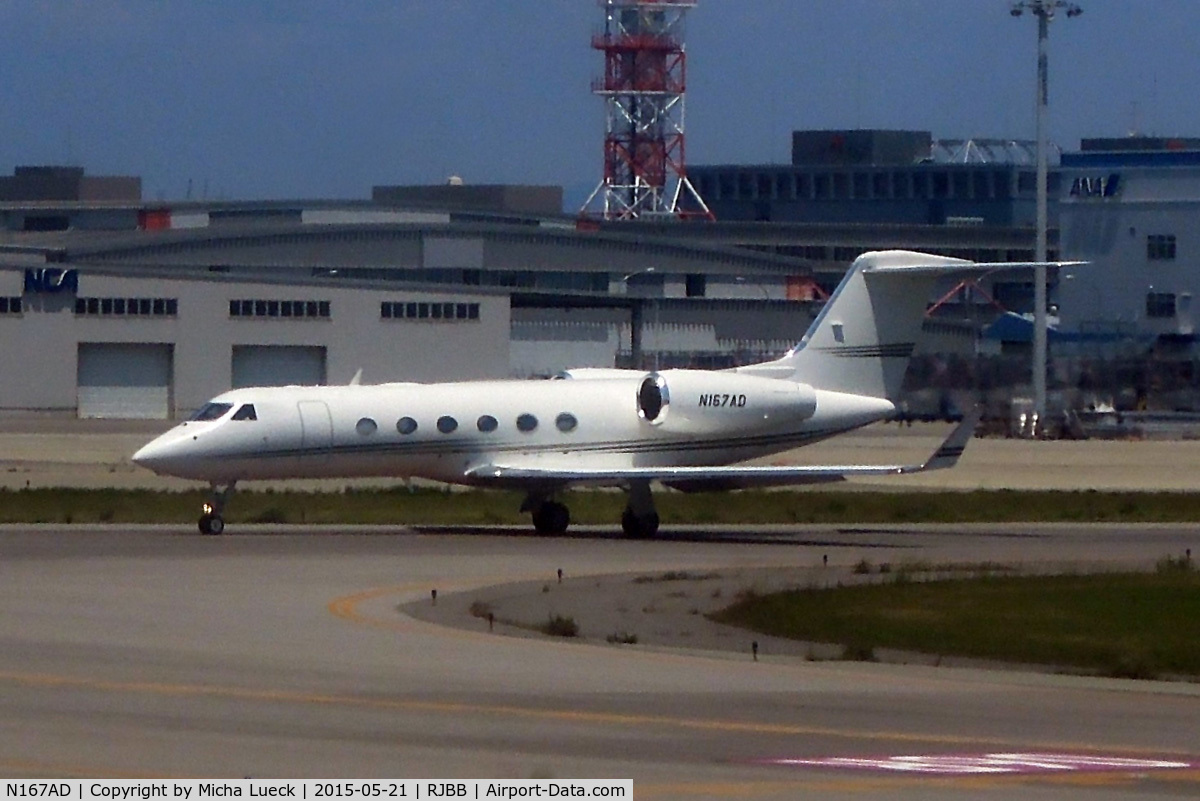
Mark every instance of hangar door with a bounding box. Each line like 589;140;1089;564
231;345;326;388
77;343;174;419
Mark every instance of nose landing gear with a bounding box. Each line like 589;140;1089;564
198;481;237;535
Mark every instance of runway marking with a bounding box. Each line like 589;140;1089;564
0;667;1195;761
758;752;1199;775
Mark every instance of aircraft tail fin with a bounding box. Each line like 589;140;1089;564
737;250;1078;401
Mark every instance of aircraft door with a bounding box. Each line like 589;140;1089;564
297;401;333;462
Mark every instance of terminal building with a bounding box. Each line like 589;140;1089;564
1057;137;1200;349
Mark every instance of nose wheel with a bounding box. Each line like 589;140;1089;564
198;513;225;535
198;481;237;535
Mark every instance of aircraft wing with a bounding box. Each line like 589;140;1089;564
467;409;979;492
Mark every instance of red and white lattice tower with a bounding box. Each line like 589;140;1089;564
579;0;713;221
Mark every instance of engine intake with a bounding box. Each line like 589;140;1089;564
638;374;668;423
635;369;816;432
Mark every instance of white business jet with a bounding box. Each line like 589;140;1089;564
133;250;1050;536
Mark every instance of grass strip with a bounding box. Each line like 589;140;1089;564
6;486;1200;525
711;563;1200;679
12;486;1200;525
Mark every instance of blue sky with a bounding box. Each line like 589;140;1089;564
1;1;1196;205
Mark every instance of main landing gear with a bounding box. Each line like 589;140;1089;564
521;480;661;538
620;480;660;539
198;481;237;535
523;494;571;535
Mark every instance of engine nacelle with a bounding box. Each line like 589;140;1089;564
636;369;816;433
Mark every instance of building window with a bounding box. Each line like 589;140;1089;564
973;171;991;199
756;173;772;199
872;172;889;198
832;173;849;199
1148;235;1177;261
774;172;794;200
0;297;22;315
1147;292;1177;318
230;299;330;319
685;274;706;298
814;173;830;199
381;300;481;322
912;172;929;199
953;171;970;199
76;297;177;318
718;172;735;199
795;172;811;199
852;172;868;199
738;173;754;199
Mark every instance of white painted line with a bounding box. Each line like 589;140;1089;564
760;752;1197;775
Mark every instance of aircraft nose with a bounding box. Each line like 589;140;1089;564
131;435;186;475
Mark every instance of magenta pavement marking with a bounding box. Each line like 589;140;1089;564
757;753;1198;775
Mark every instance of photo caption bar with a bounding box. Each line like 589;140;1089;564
1;781;632;801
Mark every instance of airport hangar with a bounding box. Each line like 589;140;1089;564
0;163;1039;420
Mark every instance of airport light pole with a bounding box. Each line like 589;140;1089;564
1010;0;1081;434
622;267;658;370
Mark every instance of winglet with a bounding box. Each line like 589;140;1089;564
908;407;981;473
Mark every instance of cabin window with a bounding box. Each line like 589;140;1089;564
477;415;498;433
555;413;578;433
397;417;418;435
191;402;233;421
231;404;257;421
356;417;378;436
437;416;458;434
516;413;538;433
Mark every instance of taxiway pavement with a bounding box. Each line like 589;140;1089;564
0;524;1197;799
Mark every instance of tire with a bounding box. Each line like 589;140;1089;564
621;509;659;539
532;502;570;535
198;513;225;535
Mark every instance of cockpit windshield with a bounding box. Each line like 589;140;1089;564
190;402;234;421
231;404;257;421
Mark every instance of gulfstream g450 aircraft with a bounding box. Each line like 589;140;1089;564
133;250;1056;536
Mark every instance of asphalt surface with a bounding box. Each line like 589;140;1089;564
1;523;1198;799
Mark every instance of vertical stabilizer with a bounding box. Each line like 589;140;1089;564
736;250;972;400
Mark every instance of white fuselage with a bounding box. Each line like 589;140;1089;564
132;371;894;485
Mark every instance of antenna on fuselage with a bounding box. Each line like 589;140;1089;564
349;369;363;386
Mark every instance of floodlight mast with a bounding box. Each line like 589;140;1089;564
580;0;714;222
1010;0;1081;435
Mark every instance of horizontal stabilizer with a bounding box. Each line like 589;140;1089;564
861;260;1086;276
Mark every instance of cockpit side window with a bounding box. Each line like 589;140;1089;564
190;402;234;421
231;404;258;421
